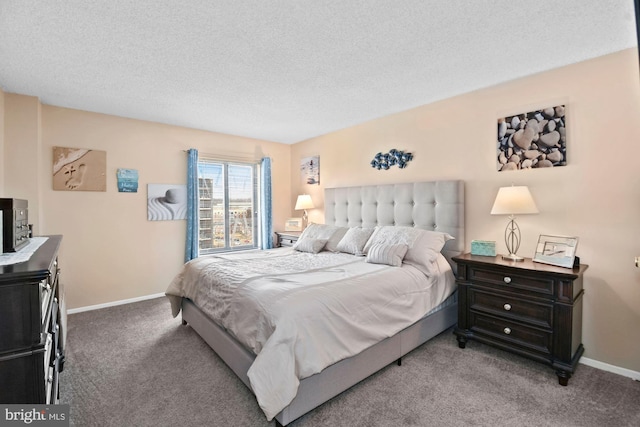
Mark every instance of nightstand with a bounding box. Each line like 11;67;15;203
275;231;301;247
452;253;588;386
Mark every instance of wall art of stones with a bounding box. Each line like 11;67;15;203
497;105;566;171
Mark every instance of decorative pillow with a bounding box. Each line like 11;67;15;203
366;243;409;267
293;237;328;254
363;226;453;273
296;223;346;252
324;227;348;252
336;227;375;255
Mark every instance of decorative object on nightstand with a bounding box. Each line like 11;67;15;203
284;218;303;232
533;234;579;268
470;240;496;257
295;194;314;229
490;185;539;261
453;253;588;386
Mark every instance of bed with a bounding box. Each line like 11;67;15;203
166;180;464;426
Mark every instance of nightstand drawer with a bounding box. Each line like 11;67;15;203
470;312;552;356
469;288;553;329
469;267;554;297
279;237;297;247
275;231;301;247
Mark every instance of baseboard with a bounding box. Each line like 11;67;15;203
67;293;166;314
580;357;640;381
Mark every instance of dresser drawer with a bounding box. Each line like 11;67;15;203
469;266;554;297
469;288;553;329
470;312;552;356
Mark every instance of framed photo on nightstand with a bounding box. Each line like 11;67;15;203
533;234;579;268
285;218;303;232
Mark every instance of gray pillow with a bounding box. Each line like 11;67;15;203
366;242;409;267
336;227;375;255
293;237;328;254
297;223;346;252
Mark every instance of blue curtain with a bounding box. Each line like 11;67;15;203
185;148;199;262
260;157;273;249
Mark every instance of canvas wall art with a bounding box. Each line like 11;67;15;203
301;155;320;185
497;105;566;171
117;168;139;193
52;147;107;191
147;184;187;221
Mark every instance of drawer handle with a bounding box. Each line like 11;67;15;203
503;327;511;335
503;303;512;311
503;277;512;284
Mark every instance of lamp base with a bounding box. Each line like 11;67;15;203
501;253;525;262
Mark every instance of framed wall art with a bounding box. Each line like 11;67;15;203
497;105;566;171
147;184;187;221
301;156;319;185
52;146;107;191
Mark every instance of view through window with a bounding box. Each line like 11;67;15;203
198;160;257;253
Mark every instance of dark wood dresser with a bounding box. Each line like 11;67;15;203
453;253;588;385
0;235;65;403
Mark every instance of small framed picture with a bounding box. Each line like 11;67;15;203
285;218;303;232
533;235;579;268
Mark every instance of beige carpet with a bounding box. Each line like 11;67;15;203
60;297;640;426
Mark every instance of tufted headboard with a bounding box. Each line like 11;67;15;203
324;180;465;269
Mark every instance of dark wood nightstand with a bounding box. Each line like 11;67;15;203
275;231;301;247
452;253;588;386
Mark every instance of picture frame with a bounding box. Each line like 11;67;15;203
285;217;303;232
533;234;579;268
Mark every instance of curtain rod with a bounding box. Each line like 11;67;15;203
181;149;264;163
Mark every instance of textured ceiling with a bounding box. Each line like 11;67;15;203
0;1;637;144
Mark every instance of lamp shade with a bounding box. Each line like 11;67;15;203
295;194;314;210
490;186;539;215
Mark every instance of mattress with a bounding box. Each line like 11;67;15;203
166;247;456;420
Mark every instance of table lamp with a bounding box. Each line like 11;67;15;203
490;186;539;261
295;194;314;229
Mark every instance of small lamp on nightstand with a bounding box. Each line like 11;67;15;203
295;194;314;229
490;185;539;262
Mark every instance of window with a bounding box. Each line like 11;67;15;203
197;159;258;253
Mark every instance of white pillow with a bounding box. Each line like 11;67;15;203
366;243;409;267
297;223;346;252
293;237;328;254
324;227;348;252
363;226;453;272
336;227;375;255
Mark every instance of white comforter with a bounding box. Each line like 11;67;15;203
166;248;455;421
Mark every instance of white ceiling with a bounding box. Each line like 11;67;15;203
0;1;637;144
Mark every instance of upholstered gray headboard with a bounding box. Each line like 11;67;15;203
324;180;465;268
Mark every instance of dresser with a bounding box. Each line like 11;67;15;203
452;253;588;386
0;235;65;403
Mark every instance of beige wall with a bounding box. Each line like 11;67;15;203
2;101;291;310
3;94;43;223
291;48;640;373
2;48;639;374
